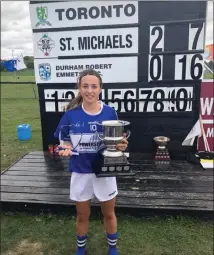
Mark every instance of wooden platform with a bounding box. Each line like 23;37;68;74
1;151;213;218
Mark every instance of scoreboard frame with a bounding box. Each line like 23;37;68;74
29;1;208;156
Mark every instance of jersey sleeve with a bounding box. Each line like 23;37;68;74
54;112;70;141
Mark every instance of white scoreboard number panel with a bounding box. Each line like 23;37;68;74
149;21;205;82
188;22;205;51
149;25;165;53
44;87;193;113
107;89;137;113
148;54;163;82
174;53;203;80
149;25;164;82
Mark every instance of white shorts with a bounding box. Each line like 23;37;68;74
70;172;118;202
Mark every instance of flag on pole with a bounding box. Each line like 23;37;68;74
14;54;27;71
182;119;201;146
182;115;211;152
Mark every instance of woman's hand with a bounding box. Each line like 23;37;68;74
57;144;73;156
116;133;128;151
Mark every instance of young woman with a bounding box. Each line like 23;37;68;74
54;69;128;255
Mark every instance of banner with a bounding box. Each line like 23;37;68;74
197;80;214;152
29;1;138;29
34;56;138;83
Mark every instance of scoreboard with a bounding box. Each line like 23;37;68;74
29;1;207;155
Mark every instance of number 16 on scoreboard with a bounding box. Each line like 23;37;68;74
174;53;203;80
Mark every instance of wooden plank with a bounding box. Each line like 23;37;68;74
119;175;213;182
23;155;47;159
12;159;210;174
0;199;209;212
14;162;61;167
4;167;213;176
0;180;70;188
27;151;48;155
17;157;196;167
19;158;69;163
3;170;213;179
1;186;213;201
3;171;71;177
1;179;213;193
1;192;213;211
1;175;70;182
1;199;211;212
117;184;213;193
1;186;70;195
1;174;213;187
8;166;65;171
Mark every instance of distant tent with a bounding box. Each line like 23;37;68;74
2;55;27;72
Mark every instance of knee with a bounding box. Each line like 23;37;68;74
103;211;116;221
77;211;90;223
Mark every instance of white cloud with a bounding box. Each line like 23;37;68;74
1;1;33;59
0;1;213;59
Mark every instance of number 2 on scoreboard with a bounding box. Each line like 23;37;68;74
149;25;165;53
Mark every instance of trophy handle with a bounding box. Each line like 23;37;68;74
125;129;131;140
71;134;83;152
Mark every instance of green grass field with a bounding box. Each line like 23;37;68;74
1;74;213;255
1;83;41;170
1;214;213;255
1;69;35;82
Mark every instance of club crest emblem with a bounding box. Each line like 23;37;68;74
37;34;55;56
39;63;51;81
36;6;51;27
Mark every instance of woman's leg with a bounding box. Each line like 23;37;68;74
101;198;118;255
93;176;118;254
100;197;117;234
75;200;91;236
75;200;91;255
70;173;94;255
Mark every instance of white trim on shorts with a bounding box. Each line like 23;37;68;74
70;172;118;202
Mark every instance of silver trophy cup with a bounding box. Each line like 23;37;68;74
97;120;131;157
94;120;135;176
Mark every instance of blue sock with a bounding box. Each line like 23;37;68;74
107;233;118;255
75;234;87;255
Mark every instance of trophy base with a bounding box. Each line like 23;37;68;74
154;149;170;161
93;151;135;177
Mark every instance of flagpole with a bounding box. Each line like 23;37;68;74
12;50;14;81
12;49;17;81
